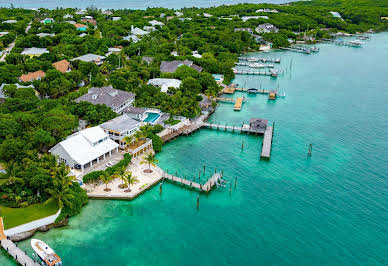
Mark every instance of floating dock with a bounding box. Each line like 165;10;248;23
238;57;280;63
260;124;274;159
0;217;40;266
163;172;222;192
234;97;243;111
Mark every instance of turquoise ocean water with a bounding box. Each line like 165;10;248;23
0;0;289;10
1;33;388;265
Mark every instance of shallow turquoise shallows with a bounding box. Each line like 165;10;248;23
2;33;388;265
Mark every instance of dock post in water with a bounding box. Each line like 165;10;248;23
197;195;199;209
235;177;237;188
308;143;313;156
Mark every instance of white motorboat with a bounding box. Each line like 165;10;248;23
31;239;62;266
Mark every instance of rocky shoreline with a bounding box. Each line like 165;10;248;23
9;218;68;242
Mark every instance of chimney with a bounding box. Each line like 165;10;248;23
131;25;134;32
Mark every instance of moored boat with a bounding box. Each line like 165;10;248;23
31;239;62;266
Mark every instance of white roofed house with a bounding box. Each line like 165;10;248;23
21;47;49;58
71;53;106;65
74;85;136;114
123;34;140;43
49;126;119;172
149;20;164;27
255;23;279;33
131;25;150;36
147;78;182;93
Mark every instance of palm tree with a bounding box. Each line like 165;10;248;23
113;166;127;189
0;162;24;187
140;124;152;138
45;164;74;209
123;171;139;192
140;153;158;173
133;130;144;142
100;172;113;192
123;135;134;147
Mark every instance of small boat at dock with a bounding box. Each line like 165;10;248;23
31;239;62;266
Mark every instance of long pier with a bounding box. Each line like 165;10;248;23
233;68;279;77
235;62;274;68
0;218;40;266
163;172;222;192
260;124;274;159
237;57;280;63
280;47;312;54
320;38;363;47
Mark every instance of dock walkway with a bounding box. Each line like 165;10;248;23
237;57;280;63
0;218;40;266
260;125;274;159
234;97;243;111
163;173;222;192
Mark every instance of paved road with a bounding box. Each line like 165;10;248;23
0;21;32;62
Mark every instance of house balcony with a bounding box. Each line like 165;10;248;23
127;138;153;158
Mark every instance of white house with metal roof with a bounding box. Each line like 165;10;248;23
147;78;181;93
71;53;106;65
49;126;119;172
149;20;164;27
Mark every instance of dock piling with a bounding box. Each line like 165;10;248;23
308;143;313;156
235;176;237;188
197;195;199;209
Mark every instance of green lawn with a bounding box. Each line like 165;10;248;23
0;199;59;229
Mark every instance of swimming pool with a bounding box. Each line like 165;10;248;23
144;112;160;124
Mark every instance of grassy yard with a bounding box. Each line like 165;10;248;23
0;199;59;229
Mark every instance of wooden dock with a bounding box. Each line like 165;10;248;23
221;86;236;94
260;124;274;159
234;97;243;111
233;69;279;77
237;57;280;63
203;122;250;133
163;172;222;192
0;217;40;266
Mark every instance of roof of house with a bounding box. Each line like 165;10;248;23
74;86;135;109
101;10;113;15
74;23;88;29
0;83;35;99
142;56;154;63
52;59;70;73
71;53;105;62
100;114;140;134
19;70;45;82
21;47;49;55
36;33;55;37
0;31;9;36
147;78;182;93
123;35;140;42
2;20;17;24
131;27;149;36
149;20;164;26
123;106;147;115
50;126;119;165
249;118;268;134
160;60;202;73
